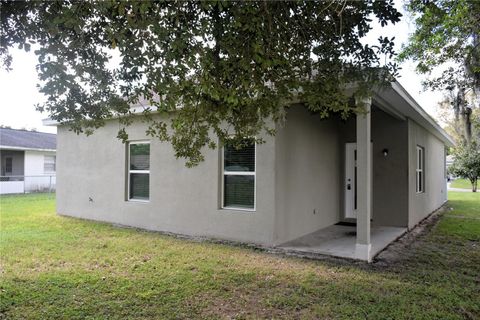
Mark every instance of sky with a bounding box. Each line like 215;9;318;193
0;1;446;134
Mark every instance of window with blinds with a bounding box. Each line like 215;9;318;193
222;139;255;210
128;142;150;201
416;145;425;193
44;155;56;173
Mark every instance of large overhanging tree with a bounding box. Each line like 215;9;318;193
1;0;401;166
399;0;480;145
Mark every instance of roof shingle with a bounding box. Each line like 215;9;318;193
0;128;56;150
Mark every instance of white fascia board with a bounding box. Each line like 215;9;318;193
42;118;59;126
0;145;56;152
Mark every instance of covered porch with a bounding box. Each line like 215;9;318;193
286;95;396;262
0;149;25;194
279;224;406;260
275;94;410;262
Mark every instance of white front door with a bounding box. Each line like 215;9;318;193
344;143;357;219
344;142;373;219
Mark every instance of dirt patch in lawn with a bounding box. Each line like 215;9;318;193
374;204;449;266
191;284;292;319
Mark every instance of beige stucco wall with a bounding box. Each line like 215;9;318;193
274;106;341;245
57;116;277;245
370;109;409;227
56;106;448;246
407;119;447;228
57;106;344;247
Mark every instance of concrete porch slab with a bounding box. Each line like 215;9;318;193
278;224;407;261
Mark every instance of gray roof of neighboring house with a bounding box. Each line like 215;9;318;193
0;128;56;151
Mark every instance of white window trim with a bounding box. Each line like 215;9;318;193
221;140;256;212
416;145;425;194
127;141;150;202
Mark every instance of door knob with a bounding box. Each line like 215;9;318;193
347;184;351;190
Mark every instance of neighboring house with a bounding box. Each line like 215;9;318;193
47;81;454;262
0;128;56;194
446;155;455;168
445;154;455;180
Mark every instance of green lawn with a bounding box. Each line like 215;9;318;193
450;178;474;190
1;192;479;319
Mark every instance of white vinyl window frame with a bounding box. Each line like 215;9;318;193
416;145;425;193
127;141;150;202
221;140;256;212
43;155;56;173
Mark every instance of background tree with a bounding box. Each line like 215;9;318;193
436;91;480;144
449;142;480;192
1;0;401;166
400;0;480;145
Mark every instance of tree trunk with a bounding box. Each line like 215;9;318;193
453;89;461;122
473;179;477;192
468;31;480;95
456;88;473;144
463;105;472;145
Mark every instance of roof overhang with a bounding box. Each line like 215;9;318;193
0;145;56;152
43;81;455;147
373;81;455;147
42;118;59;126
42;107;147;126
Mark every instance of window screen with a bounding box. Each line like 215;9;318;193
223;139;255;210
128;142;150;200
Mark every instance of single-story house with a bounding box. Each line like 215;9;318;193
0;128;56;194
47;81;454;262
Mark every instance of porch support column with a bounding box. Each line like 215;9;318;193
355;96;372;262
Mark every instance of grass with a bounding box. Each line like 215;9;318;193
450;178;474;190
1;192;479;319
